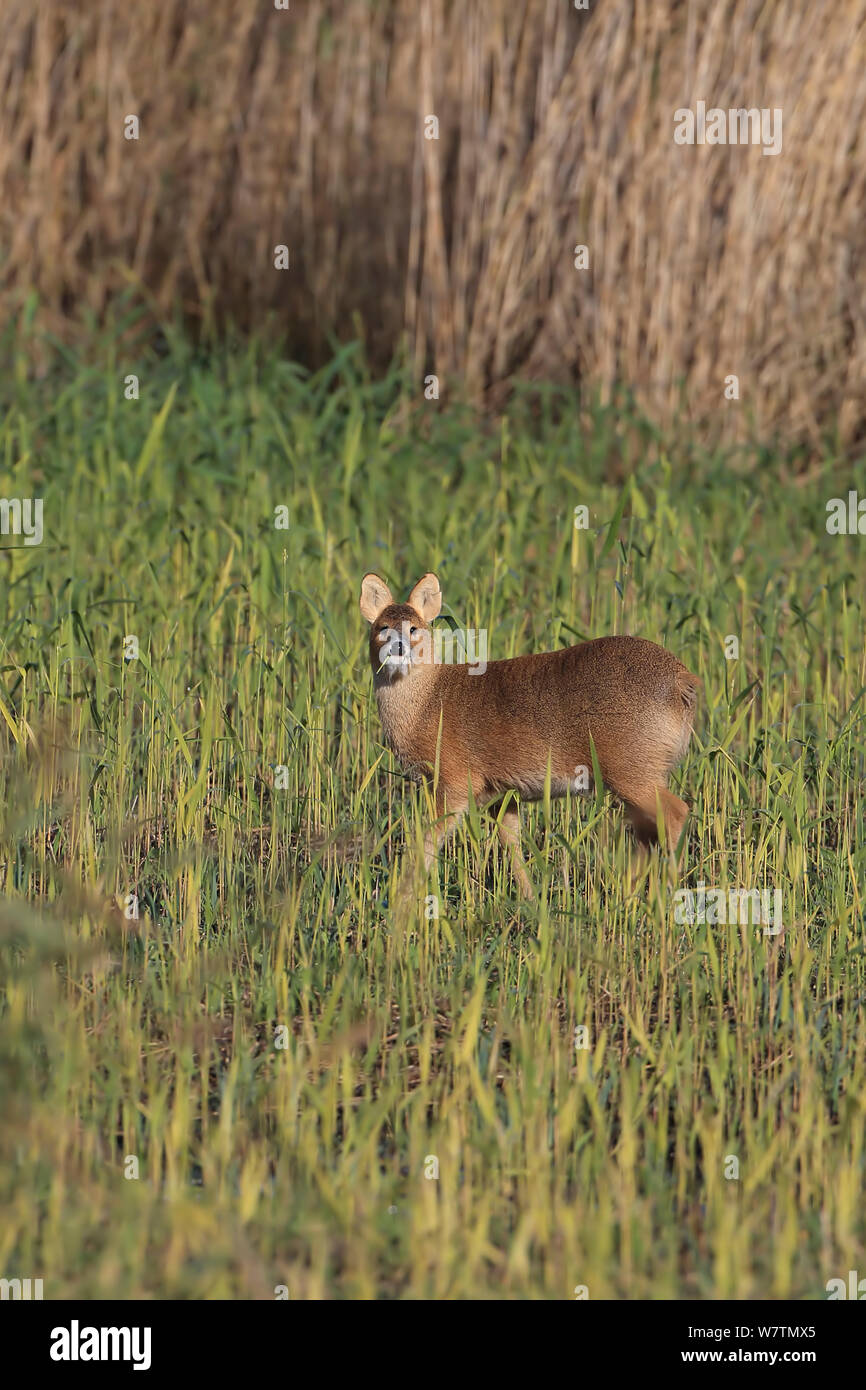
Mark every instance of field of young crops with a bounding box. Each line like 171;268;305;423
1;335;864;1298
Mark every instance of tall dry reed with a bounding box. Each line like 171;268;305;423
1;0;864;448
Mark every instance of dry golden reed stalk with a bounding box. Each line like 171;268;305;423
1;0;864;448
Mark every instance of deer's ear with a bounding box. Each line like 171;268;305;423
407;572;442;622
360;573;394;623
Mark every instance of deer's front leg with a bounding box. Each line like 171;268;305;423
394;784;467;913
492;799;534;900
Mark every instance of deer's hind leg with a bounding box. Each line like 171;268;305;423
622;784;690;856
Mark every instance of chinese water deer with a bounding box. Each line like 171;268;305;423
360;572;700;899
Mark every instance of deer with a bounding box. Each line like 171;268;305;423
360;571;700;900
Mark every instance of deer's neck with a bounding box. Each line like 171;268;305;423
374;665;441;763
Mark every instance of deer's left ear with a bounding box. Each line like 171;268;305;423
407;572;442;622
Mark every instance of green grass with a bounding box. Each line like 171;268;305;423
0;332;865;1299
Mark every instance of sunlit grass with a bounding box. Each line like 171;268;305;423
0;335;864;1298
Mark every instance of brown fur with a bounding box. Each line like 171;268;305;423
360;572;701;897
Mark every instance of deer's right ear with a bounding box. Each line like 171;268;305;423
359;573;394;623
